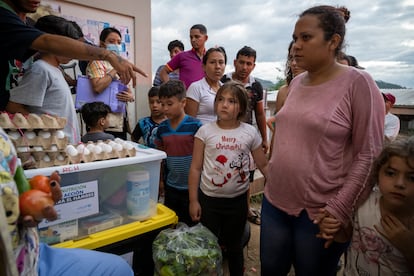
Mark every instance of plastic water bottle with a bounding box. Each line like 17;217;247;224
126;170;150;220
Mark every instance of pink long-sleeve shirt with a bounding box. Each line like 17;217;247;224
265;67;384;225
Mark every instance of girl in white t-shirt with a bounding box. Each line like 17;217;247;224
188;81;268;275
318;136;414;274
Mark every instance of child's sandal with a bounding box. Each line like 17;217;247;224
247;208;261;225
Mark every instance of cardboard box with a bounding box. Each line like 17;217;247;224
39;219;78;244
24;144;166;244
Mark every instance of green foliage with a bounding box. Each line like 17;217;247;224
272;78;286;90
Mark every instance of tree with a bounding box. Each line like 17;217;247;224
269;77;285;90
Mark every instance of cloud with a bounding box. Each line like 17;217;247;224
152;0;414;88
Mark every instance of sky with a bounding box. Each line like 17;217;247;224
151;0;414;88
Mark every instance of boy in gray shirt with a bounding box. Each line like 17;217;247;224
81;102;115;143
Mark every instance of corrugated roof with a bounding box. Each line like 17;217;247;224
381;89;414;107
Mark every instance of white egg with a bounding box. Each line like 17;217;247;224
114;138;123;143
25;131;36;140
76;144;85;151
50;145;58;151
102;144;112;153
86;144;95;151
93;146;102;154
33;146;43;152
55;130;65;139
8;131;20;140
113;143;123;151
43;155;51;162
124;143;134;150
66;145;78;156
108;141;117;147
82;148;91;155
96;141;105;148
39;130;51;139
57;154;65;161
16;146;30;152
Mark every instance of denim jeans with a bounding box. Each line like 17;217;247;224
260;195;349;276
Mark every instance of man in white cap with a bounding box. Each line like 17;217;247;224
383;92;400;141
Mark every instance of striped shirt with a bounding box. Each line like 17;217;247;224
154;115;202;190
86;60;113;78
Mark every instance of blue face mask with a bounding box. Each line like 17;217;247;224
106;44;122;55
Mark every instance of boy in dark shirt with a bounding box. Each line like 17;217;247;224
81;102;115;143
131;86;166;148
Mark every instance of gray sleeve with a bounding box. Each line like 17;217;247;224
9;62;49;107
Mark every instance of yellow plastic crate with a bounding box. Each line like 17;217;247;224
53;204;178;250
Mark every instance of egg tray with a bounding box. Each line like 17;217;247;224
0;112;67;130
17;141;137;169
65;144;137;164
12;135;68;151
17;150;68;168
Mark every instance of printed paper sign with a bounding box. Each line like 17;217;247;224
39;181;99;228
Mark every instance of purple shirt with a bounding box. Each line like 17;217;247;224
166;48;204;89
265;67;384;225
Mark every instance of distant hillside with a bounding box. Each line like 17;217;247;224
375;80;405;89
255;77;275;89
256;78;405;90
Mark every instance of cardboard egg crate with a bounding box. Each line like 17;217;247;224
63;140;137;165
0;112;66;130
15;139;137;168
1;113;137;168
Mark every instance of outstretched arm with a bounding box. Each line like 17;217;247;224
159;65;172;84
31;34;147;86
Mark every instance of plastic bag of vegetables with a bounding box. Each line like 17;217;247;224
153;223;223;276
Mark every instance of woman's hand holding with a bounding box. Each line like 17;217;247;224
314;208;342;248
116;88;134;103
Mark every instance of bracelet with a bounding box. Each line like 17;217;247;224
106;73;116;81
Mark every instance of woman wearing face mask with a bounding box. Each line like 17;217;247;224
86;27;134;139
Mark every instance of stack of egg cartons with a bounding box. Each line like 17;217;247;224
0;112;68;168
1;113;138;168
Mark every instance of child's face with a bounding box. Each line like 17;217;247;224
215;90;240;122
169;47;183;59
160;96;185;121
148;96;163;117
379;156;414;211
